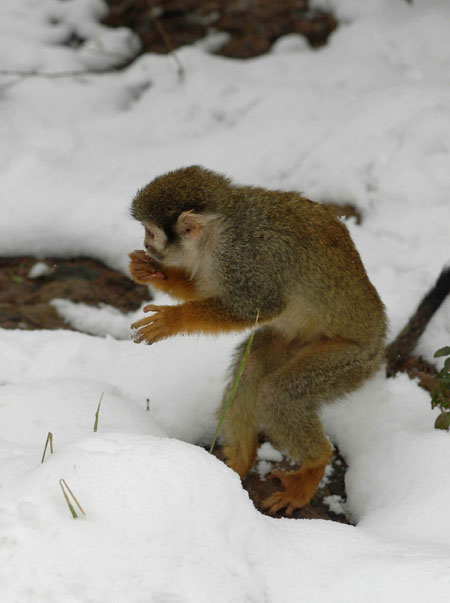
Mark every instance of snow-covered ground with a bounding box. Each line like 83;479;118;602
1;0;450;601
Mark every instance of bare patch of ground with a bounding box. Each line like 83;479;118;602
102;0;337;59
0;256;151;331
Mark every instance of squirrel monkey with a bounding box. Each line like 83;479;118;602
129;166;386;515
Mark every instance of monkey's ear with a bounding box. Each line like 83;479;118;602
177;210;206;237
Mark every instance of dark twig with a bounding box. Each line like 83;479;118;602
0;68;99;79
0;47;142;83
152;17;185;81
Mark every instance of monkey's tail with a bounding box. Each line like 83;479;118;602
386;265;450;377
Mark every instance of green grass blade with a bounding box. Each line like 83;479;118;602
59;479;86;519
41;432;53;464
93;392;104;432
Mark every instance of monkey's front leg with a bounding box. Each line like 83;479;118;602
131;298;257;344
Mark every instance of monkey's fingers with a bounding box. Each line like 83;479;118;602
134;267;167;281
263;491;299;516
131;305;180;344
131;319;149;342
131;312;156;341
128;250;148;261
128;250;155;270
129;254;167;282
131;312;157;330
132;319;163;344
142;304;162;313
132;325;162;344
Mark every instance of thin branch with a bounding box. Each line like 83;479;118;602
0;68;97;79
0;48;142;81
152;17;185;81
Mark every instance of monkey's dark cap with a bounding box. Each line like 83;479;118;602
131;165;230;230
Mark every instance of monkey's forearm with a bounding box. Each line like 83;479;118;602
132;298;260;344
151;266;200;301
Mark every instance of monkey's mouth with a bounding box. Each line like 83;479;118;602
145;246;164;262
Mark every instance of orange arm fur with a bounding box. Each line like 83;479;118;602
131;298;258;344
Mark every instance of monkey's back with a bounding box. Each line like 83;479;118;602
214;186;386;348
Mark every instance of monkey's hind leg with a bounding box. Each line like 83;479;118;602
260;340;374;515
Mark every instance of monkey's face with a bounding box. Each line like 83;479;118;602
131;166;229;271
141;210;209;268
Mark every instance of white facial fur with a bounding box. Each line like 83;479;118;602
143;213;222;281
143;221;167;262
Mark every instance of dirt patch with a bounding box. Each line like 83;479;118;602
102;0;337;59
0;256;151;331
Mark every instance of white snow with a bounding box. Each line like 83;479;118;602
323;494;347;516
256;442;285;479
28;260;52;279
257;442;284;463
1;0;450;601
51;298;140;339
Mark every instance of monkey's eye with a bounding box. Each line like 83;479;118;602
145;227;155;240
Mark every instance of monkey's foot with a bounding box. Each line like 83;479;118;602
262;464;327;516
128;250;167;283
131;304;180;344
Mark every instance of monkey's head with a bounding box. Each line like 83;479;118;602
131;166;229;266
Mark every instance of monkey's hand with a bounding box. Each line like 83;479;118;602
129;250;167;284
131;304;182;344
